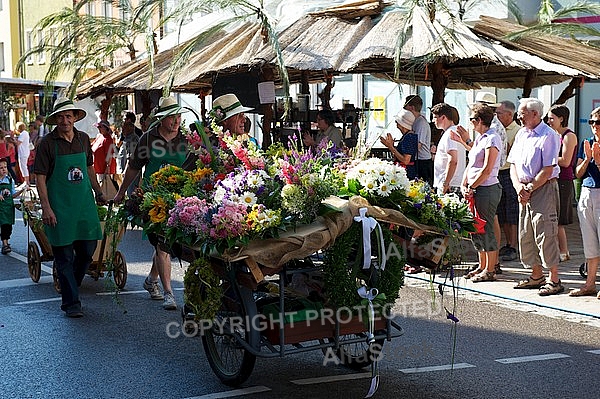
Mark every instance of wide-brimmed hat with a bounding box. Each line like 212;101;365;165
95;120;111;130
154;96;188;118
46;97;87;125
394;109;416;130
211;94;254;123
472;92;500;107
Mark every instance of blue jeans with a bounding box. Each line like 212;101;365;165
52;240;97;312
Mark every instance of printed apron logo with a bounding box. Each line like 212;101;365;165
68;166;84;182
1;188;10;197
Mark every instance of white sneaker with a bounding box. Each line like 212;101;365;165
163;291;177;310
143;278;164;300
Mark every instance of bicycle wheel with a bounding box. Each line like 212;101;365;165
324;332;385;370
202;280;258;387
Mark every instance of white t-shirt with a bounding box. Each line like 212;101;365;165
433;125;466;190
17;130;31;159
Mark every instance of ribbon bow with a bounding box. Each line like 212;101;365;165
358;286;380;398
354;208;386;270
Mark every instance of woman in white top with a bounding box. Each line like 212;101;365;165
15;122;31;186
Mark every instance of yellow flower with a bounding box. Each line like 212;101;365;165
148;197;168;223
193;167;213;181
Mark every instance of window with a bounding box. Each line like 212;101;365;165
86;1;95;16
102;0;112;18
26;30;33;64
37;29;45;64
0;42;5;72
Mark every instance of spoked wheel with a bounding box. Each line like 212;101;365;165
27;241;42;283
112;251;127;289
322;332;385;370
201;281;258;387
580;263;588;279
52;262;61;294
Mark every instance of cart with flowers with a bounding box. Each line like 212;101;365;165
130;130;474;392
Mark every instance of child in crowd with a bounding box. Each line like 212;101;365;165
0;157;25;254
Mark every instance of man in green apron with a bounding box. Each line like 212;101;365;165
115;96;189;310
34;98;106;318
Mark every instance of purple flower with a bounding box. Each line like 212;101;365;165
414;203;422;209
445;308;459;323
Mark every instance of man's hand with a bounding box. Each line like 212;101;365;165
517;184;531;205
41;206;57;227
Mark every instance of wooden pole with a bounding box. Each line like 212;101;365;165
522;70;536;98
260;67;274;149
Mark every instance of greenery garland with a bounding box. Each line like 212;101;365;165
184;256;222;321
322;221;404;309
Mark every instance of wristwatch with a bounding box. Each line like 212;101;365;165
525;183;534;192
465;139;473;145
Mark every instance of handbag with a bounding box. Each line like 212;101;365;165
99;174;119;199
467;196;487;235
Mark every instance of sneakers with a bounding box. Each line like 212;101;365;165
65;306;84;318
163;291;177;310
501;247;518;262
143;277;164;300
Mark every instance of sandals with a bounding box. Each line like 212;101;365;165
471;271;496;283
538;280;565;296
464;268;484;279
514;276;546;289
494;263;502;275
569;287;598;297
1;244;10;255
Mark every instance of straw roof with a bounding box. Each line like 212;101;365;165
76;1;599;98
472;15;600;78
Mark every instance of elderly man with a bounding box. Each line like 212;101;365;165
115;96;190;310
509;98;562;296
34;97;106;317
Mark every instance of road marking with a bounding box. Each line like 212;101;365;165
399;363;475;373
96;287;184;296
15;297;62;305
183;386;271;398
495;353;570;364
587;349;600;354
0;275;53;289
8;251;53;274
291;372;371;385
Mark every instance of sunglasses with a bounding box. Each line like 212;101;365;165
588;120;600;126
470;117;479;122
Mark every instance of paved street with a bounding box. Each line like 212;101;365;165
1;208;600;399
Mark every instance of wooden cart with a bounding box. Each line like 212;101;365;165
21;192;127;291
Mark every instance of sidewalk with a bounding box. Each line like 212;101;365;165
404;211;600;326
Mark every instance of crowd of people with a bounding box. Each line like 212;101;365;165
382;92;599;299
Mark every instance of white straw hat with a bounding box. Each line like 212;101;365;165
472;92;500;107
46;97;87;125
394;109;416;130
211;94;254;123
154;96;187;117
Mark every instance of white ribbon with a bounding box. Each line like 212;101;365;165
353;207;387;270
358;286;380;398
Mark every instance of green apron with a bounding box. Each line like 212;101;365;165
0;178;15;225
44;145;102;247
142;139;187;187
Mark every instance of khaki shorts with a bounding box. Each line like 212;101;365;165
518;180;560;268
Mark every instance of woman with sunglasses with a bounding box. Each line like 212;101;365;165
546;105;578;263
460;104;503;282
569;107;600;298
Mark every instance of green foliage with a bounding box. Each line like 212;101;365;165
184;257;222;321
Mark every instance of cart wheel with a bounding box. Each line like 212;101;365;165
322;332;385;370
202;280;258;387
579;262;588;279
27;241;42;283
52;262;61;294
112;251;127;289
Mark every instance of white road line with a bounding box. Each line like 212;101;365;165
399;363;475;374
0;275;53;289
183;386;271;398
495;353;570;364
291;372;371;385
7;251;53;274
96;287;184;296
587;349;600;354
15;297;62;305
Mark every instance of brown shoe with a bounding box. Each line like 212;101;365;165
514;276;546;289
569;287;598;297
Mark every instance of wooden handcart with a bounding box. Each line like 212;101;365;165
175;197;436;387
21;191;127;291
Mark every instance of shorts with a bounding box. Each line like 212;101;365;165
471;184;502;252
578;187;600;259
558;179;574;225
518;180;559;268
496;169;518;225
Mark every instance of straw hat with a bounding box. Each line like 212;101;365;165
46;97;87;125
211;94;254;122
154;96;187;117
394;109;416;130
472;92;500;107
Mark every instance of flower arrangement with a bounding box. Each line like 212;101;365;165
339;157;410;209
